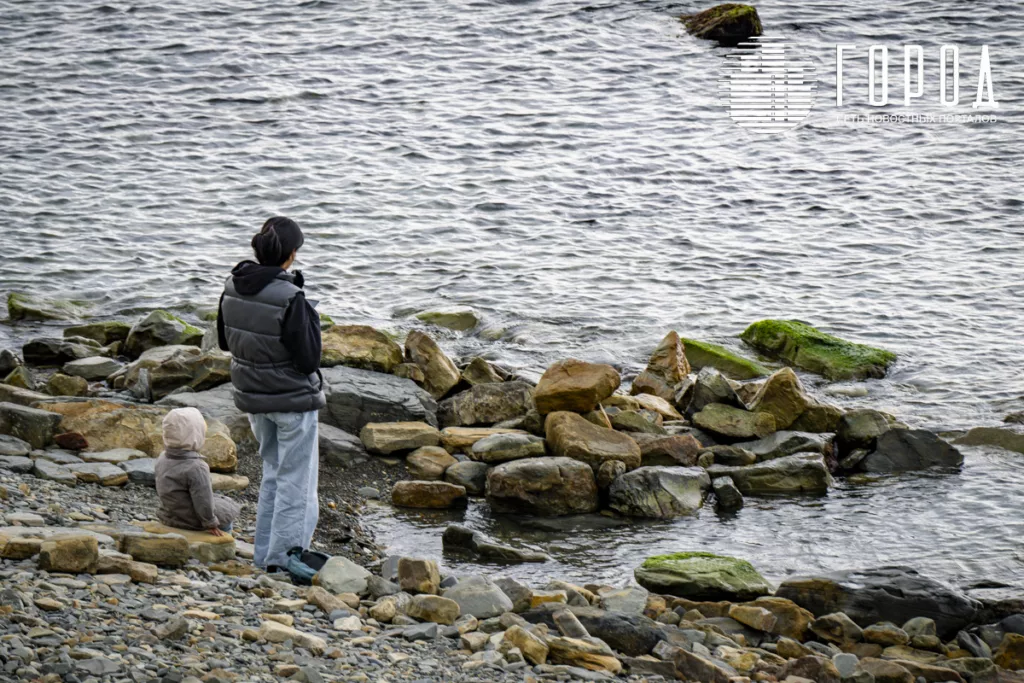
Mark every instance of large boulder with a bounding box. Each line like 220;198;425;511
858;429;963;472
748;367;814;430
63;321;132;345
775;566;981;638
634;552;772;601
442;575;514;619
438;381;534;427
545;411;641;471
440;426;530;453
534;359;620;414
680;3;763;46
631;331;690;402
607;466;709;518
123;310;204;359
740;319;896;380
320;324;403;373
692;403;776;440
23;337;105;367
404;330;461;400
113;345;231;401
37;400;236;468
734;431;833;461
707;453;832;495
156;384;253;445
320;365;438;434
486;456;599;516
681;338;770;380
63;356;125;382
0;402;63;449
7;292;91;321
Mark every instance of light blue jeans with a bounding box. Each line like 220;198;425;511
248;411;320;569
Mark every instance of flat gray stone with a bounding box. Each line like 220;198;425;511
319;422;369;468
33;449;84;465
81;448;148;465
734;431;833;461
120;458;157;486
69;462;129;486
63;356;124;381
0;455;34;473
33;459;78;486
0;434;31;457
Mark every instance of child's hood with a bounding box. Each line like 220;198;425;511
162;407;207;452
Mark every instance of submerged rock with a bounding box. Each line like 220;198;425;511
735;430;833;461
681;4;763;46
415;306;480;331
486;456;599;516
123;310;203;359
712;476;744;510
634;551;772;601
681;338;771;380
442;524;549;562
776;566;981;638
631;331;690;402
534;359;620;414
859;429;963;472
954;425;1024;455
740;319;896;380
708;453;832;495
320;324;403;373
607;466;709;518
6;291;91;321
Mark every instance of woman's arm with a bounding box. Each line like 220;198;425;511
281;291;322;375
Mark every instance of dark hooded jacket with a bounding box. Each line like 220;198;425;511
217;261;325;414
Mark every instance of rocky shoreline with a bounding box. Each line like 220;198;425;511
3;290;1024;682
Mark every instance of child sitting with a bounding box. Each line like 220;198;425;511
155;407;240;535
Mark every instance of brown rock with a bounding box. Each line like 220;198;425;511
53;432;88;451
406;446;457;480
461;357;503;386
305;585;349;614
858;657;915;683
360;421;440;455
37;535;98;573
546;636;622;673
405;594;460;625
781;656;840;683
398;557;441;595
751;596;814;640
597;459;626;490
545;411;641;471
405;330;461;399
749;367;814;430
503;625;549;665
439;426;528;454
391;481;467;509
320;324;403;373
485;456;599;516
995;633;1024;671
118;532;190;568
636;433;703;467
534;359;620;414
631;331;690;401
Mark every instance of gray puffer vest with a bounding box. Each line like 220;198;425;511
221;272;326;414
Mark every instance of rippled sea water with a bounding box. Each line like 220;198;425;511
2;0;1022;586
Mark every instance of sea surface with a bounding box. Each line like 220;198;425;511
1;0;1022;588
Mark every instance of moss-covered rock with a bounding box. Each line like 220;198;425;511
681;4;763;46
682;338;771;380
123;311;204;359
63;321;132;345
740;320;896;381
319;312;335;330
7;292;91;322
46;373;89;397
634;551;771;601
415;307;480;332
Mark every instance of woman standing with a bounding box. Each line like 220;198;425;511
217;216;324;570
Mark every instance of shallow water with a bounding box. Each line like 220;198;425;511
2;0;1023;587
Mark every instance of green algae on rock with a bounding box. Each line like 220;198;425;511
681;4;763;46
740;319;896;380
7;292;92;322
682;338;771;380
123;310;204;359
63;320;132;345
415;306;480;332
634;551;771;601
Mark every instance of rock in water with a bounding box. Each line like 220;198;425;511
319;324;403;373
64;321;132;345
123;310;203;359
681;4;763;46
441;524;549;563
859;429;963;472
740;319;896;380
692;403;776;440
607;466;709;518
6;291;91;321
634;551;772;601
461;357;503;385
954;425;1024;455
735;430;833;461
391;480;468;509
320;365;438;433
534;359;620;414
635;433;703;467
486;456;599;516
775;566;981;638
707;453;832;495
23;337;104;366
404;330;461;399
443;460;489;495
748;367;815;430
712;476;744;510
438;380;535;427
681;338;770;379
545;411;641;471
415;306;480;331
631;331;690;402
